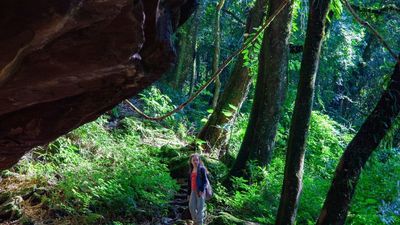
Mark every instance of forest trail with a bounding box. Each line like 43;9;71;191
162;178;192;225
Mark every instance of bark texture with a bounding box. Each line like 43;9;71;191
229;0;293;178
0;0;196;169
316;60;400;224
171;31;192;88
197;0;267;155
188;0;203;97
275;0;331;224
211;0;226;109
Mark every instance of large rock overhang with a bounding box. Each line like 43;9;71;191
0;0;197;169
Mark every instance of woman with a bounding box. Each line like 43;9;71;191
187;153;208;225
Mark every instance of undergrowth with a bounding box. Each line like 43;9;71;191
2;86;399;225
210;111;400;225
14;116;182;224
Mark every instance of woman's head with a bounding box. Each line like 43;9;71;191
189;153;203;171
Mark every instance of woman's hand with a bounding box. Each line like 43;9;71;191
198;191;203;197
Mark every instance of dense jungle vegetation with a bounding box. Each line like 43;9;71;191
0;0;399;224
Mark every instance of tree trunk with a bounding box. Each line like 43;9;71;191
167;1;202;89
211;0;226;108
197;0;267;155
275;1;331;224
189;0;203;97
344;33;376;118
316;59;400;224
189;40;199;97
172;30;191;87
229;0;293;178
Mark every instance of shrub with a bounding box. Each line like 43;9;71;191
16;116;179;222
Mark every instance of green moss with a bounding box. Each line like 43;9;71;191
209;212;247;225
169;155;191;179
0;192;11;205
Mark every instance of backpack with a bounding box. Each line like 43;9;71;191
205;175;213;200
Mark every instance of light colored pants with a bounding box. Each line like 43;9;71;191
189;191;205;225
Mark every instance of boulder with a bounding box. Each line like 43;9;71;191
0;0;197;169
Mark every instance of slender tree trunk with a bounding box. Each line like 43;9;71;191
352;33;375;90
197;0;267;155
211;0;226;108
330;72;345;114
188;0;203;97
275;1;331;224
316;59;400;224
189;40;198;97
340;33;376;120
167;6;201;89
229;0;293;178
172;31;191;88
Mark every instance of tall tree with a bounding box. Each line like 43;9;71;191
211;0;226;108
197;0;267;155
188;0;204;97
316;59;400;224
167;2;202;89
170;28;192;88
229;0;293;178
275;0;331;224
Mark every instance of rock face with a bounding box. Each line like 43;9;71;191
0;0;197;169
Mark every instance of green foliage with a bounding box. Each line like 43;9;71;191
213;110;364;223
5;0;400;224
291;0;302;32
328;0;343;21
212;160;284;224
208;211;247;225
227;113;249;154
214;106;400;224
17;116;179;222
380;116;400;150
139;86;176;125
348;147;400;225
242;25;263;77
306;111;353;176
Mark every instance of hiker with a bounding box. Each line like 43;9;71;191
187;153;208;225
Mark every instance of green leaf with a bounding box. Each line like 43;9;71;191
365;198;377;204
222;110;233;117
228;104;238;111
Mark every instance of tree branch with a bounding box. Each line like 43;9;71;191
222;8;246;26
125;0;291;121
